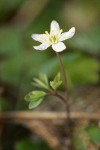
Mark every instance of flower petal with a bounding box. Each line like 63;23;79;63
52;42;66;52
33;43;50;50
50;20;60;35
59;27;75;41
31;34;48;43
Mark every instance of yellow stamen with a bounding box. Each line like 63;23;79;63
55;39;58;43
60;29;63;33
45;31;49;36
49;37;53;42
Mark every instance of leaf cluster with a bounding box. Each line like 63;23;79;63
25;73;62;109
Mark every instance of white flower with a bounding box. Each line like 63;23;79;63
31;20;75;52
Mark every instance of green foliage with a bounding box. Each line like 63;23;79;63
72;124;100;150
50;73;62;90
0;0;24;22
15;140;38;150
39;73;49;86
72;27;100;55
39;53;98;88
86;125;100;144
25;91;47;109
15;139;51;150
25;72;63;109
33;73;49;90
63;54;98;88
72;126;90;150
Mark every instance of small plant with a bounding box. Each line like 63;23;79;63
25;20;75;149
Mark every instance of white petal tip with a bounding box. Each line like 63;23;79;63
33;46;38;50
51;20;57;23
33;46;40;50
31;34;35;39
70;27;75;33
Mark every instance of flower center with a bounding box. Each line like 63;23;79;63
45;29;63;44
49;34;58;43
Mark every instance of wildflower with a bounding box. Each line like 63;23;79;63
32;20;75;52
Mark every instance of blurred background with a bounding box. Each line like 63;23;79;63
0;0;100;150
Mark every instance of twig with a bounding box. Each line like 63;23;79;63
0;111;100;121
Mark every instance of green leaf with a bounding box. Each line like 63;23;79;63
50;81;62;90
50;73;62;90
25;91;47;109
33;74;49;90
29;98;44;109
25;91;46;101
39;73;49;87
86;125;100;144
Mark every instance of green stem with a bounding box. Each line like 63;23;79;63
55;52;73;148
55;52;70;109
56;52;68;97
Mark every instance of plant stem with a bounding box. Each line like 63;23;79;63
56;52;68;97
55;52;73;148
55;52;70;110
49;90;66;103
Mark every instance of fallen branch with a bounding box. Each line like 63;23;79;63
0;111;100;122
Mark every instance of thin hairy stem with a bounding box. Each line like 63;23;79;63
55;52;70;115
55;52;73;149
56;52;68;96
